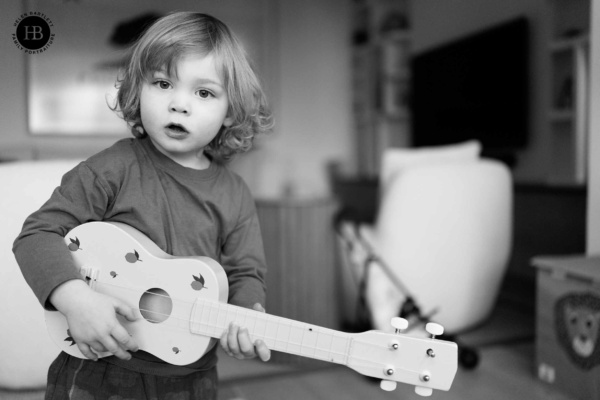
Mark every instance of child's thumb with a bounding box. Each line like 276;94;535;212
115;301;139;321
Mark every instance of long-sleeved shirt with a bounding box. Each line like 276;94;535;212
13;136;267;376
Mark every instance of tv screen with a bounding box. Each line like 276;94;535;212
411;17;529;152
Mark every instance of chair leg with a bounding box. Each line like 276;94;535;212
459;345;480;369
335;219;482;371
440;333;480;370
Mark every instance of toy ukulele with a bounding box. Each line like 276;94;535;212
45;222;458;396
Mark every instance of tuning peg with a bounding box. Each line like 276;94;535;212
425;322;444;338
391;317;409;333
380;380;397;391
415;386;433;397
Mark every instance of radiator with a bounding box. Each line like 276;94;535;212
255;198;340;364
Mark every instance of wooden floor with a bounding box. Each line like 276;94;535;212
0;341;576;400
215;295;578;400
0;299;579;400
217;341;576;400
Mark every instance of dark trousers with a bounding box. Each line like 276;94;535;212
45;352;218;400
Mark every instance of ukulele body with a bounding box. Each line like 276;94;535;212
45;221;229;366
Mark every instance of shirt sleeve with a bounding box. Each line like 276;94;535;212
220;181;267;309
12;162;111;309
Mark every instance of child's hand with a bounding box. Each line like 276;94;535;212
220;303;271;362
49;279;139;361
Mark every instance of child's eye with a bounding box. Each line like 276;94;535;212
153;80;171;90
197;89;214;98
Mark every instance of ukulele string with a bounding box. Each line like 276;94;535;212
86;281;427;377
91;280;261;332
92;279;197;306
90;280;213;326
91;279;268;326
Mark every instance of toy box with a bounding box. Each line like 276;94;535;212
532;255;600;400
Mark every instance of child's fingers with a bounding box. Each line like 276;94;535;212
89;341;107;354
99;335;132;361
236;328;256;357
219;329;232;356
255;339;271;362
252;303;266;313
111;324;139;353
115;301;138;322
226;323;242;358
220;318;271;361
223;324;257;359
77;342;98;361
82;327;136;361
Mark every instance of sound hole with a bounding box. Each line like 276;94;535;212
139;288;172;324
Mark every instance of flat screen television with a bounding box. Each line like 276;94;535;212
411;17;529;153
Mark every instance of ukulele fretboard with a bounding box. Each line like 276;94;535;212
190;298;353;364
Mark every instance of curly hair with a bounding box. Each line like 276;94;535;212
112;12;273;161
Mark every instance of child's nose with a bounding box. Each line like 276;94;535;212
169;94;190;114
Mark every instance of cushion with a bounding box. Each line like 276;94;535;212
0;160;80;389
380;140;482;197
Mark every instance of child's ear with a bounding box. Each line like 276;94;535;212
223;116;233;127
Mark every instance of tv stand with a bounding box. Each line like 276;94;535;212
502;182;586;311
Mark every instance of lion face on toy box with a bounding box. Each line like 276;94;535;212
555;293;600;370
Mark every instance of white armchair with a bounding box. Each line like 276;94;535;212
0;160;80;390
363;158;512;333
336;142;512;367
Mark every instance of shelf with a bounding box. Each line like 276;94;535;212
380;30;411;43
377;110;411;121
383;69;411;80
546;0;589;186
549;34;589;52
353;0;412;176
548;109;575;122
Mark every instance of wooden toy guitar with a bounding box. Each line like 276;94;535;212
45;222;458;396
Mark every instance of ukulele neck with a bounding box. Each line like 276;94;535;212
190;298;353;365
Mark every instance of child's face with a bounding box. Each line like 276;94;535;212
139;53;232;169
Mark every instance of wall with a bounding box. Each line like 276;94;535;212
414;0;600;256
229;0;353;199
0;1;128;160
412;0;600;256
588;0;600;254
3;0;599;244
411;0;551;183
0;0;353;200
408;0;600;272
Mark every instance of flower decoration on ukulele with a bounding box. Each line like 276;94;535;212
67;237;81;251
125;250;142;263
65;329;76;346
191;274;207;291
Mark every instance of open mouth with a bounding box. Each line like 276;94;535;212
165;123;189;136
167;123;188;132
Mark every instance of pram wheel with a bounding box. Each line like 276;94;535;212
459;346;479;369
